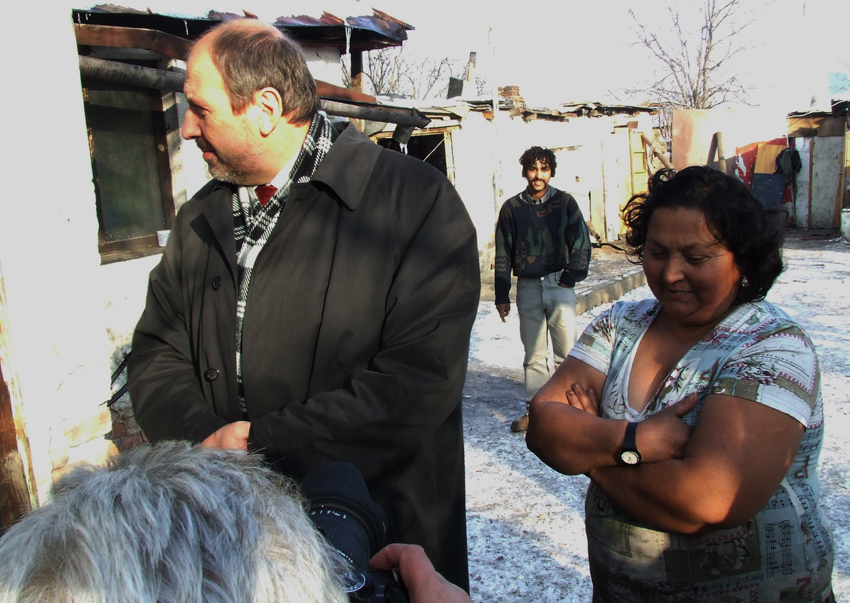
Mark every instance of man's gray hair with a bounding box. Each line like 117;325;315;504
0;442;347;603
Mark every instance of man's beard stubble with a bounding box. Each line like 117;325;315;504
196;138;250;185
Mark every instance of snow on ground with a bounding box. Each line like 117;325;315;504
462;236;850;602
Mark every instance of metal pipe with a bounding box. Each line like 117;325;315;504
319;100;430;128
79;55;184;92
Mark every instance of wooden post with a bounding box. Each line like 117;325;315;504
640;132;674;170
833;133;847;227
466;52;476;82
1;364;31;534
712;131;727;173
350;51;364;93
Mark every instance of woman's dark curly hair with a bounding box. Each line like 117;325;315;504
621;166;784;303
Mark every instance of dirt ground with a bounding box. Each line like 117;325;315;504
462;230;850;602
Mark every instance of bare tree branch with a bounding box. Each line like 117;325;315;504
364;47;406;96
628;0;757;138
341;48;486;101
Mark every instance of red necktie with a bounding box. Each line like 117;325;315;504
255;184;277;207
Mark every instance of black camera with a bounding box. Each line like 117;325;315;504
301;462;408;603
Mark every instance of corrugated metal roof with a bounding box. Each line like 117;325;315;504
560;101;659;116
73;5;411;50
273;12;346;27
403;98;659;123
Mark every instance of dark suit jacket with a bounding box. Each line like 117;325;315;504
129;124;480;589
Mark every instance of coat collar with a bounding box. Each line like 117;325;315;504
307;124;382;211
194;123;379;270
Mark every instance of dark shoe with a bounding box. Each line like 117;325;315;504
510;412;529;432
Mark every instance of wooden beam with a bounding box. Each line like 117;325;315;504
713;131;727;173
834;136;848;227
787;115;847;138
0;364;32;533
350;51;364;94
74;24;193;59
818;117;846;137
640;132;673;170
316;80;375;104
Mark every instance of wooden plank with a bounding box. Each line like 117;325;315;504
442;132;456;185
845;130;850;208
601;129;632;240
810;137;844;228
787;116;818;138
74;24;192;59
754;144;785;174
791;139;812;228
630;130;648;195
350;51;364;94
1;364;31;533
787;115;846;138
316;81;375;104
808;140;814;228
818;117;846;137
834;136;848;227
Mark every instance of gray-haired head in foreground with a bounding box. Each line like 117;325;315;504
0;441;347;603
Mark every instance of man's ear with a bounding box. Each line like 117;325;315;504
255;87;283;136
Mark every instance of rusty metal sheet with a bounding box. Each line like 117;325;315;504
75;6;411;50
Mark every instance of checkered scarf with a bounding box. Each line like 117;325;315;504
232;112;335;415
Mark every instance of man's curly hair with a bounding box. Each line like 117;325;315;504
519;146;557;178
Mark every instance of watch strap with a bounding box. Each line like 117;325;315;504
620;421;641;465
623;421;638;453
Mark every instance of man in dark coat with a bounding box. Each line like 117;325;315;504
128;19;479;590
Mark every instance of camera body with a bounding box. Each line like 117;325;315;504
302;463;409;603
347;570;406;602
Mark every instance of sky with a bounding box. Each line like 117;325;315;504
104;0;849;113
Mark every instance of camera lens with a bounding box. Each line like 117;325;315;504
301;463;388;584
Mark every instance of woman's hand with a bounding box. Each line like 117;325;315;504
634;393;698;463
564;382;600;415
587;394;805;534
563;386;696;462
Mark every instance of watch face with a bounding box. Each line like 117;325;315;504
621;450;641;465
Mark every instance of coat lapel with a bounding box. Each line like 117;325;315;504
199;185;238;283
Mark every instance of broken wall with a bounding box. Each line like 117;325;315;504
1;5;115;511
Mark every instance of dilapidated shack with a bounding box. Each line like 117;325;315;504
369;93;660;271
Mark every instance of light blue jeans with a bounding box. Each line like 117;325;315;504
516;272;577;403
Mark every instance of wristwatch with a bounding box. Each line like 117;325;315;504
620;421;641;465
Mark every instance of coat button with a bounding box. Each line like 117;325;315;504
212;276;222;290
204;368;220;381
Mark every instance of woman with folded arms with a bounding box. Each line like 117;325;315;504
527;166;834;602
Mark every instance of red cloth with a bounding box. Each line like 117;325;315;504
255;185;277;207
